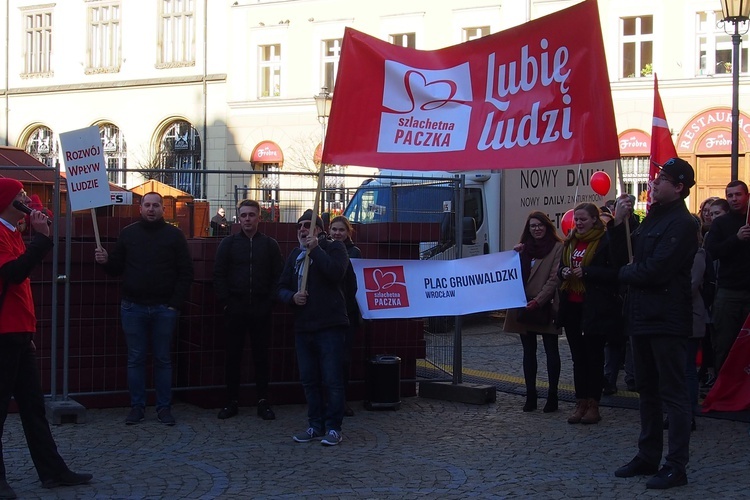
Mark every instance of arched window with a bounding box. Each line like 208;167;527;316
99;123;128;186
25;126;59;168
158;120;202;198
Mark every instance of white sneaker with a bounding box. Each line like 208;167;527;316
321;429;342;446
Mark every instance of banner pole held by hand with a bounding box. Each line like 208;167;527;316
300;167;325;292
615;158;633;263
90;208;102;251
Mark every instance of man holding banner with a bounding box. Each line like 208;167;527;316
277;209;349;447
95;192;193;426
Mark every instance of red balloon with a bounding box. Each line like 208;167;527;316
561;209;575;236
590;171;611;196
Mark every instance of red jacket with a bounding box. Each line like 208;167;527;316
0;222;52;334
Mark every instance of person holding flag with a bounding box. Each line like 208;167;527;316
611;158;698;490
278;209;350;446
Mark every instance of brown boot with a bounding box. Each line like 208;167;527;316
580;398;601;424
567;399;588;424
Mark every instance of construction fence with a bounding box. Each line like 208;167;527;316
2;163;467;409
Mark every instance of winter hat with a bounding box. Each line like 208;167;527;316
297;209;324;230
0;178;23;211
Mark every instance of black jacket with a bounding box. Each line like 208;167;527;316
704;210;750;291
213;231;284;316
100;218;194;309
277;236;349;333
343;240;362;326
556;231;627;335
614;199;698;336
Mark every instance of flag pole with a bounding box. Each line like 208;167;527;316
615;158;633;263
300;166;325;292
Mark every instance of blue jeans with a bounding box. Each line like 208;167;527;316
295;328;346;433
121;300;179;410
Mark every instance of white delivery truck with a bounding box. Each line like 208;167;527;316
343;161;617;259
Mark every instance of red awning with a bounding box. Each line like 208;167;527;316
251;141;284;163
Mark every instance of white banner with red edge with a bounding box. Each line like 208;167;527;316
351;251;526;320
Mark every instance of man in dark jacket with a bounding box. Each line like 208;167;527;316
611;158;698;490
703;180;750;374
278;209;349;446
95;192;193;426
213;199;283;420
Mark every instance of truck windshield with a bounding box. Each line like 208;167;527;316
344;183;453;224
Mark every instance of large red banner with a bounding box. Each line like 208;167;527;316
322;0;619;171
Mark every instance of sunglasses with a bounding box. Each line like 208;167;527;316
297;221;312;230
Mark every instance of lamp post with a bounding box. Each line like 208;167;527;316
314;87;333;214
721;0;750;181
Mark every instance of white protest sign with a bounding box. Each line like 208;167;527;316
59;126;111;211
351;251;527;320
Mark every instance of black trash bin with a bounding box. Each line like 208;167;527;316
364;354;401;410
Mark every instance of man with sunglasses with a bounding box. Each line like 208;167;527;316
610;158;698;490
277;209;349;446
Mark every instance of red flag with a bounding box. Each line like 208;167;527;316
702;313;750;413
322;0;619;171
648;74;677;210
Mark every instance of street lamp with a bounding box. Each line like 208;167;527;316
314;87;333;213
720;0;750;181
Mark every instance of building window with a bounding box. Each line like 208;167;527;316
259;44;281;98
697;10;749;76
462;26;489;42
621;15;653;78
157;120;202;197
87;2;121;73
620;156;650;211
23;9;53;77
157;0;195;68
99;123;127;186
390;32;416;48
25;126;58;168
322;38;342;91
256;163;280;203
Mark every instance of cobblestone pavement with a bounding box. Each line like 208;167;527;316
4;316;749;499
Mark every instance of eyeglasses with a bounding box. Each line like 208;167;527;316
529;224;544;229
654;173;677;185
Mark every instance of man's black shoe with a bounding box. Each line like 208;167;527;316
0;479;17;499
614;456;659;478
218;401;238;420
41;470;93;489
257;399;275;420
646;465;688;489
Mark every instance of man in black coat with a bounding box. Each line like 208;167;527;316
95;192;194;426
213;199;284;420
703;180;750;374
611;158;698;490
277;209;349;446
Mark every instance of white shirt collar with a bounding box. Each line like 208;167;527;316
0;217;17;231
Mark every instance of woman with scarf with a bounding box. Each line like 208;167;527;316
557;203;626;425
504;212;563;413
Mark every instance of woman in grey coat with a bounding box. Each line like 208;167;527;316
504;212;563;413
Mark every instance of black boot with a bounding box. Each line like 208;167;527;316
523;390;537;412
543;390;558;413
